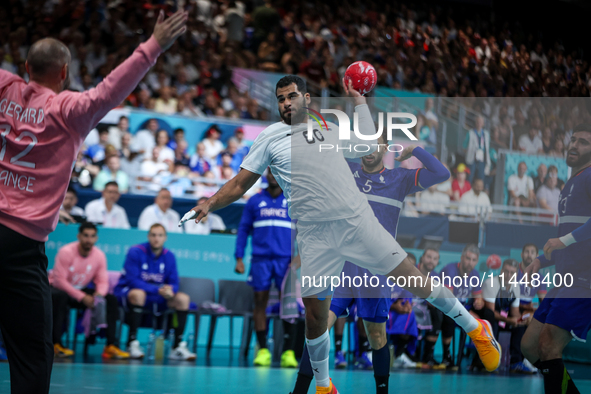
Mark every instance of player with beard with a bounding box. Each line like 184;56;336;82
181;75;500;394
522;124;591;393
517;243;547;312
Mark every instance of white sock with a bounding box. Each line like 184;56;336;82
306;330;330;388
427;285;478;333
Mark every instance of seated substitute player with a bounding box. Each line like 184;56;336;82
85;181;131;229
292;134;450;394
518;243;547;312
181;75;500;394
522;124;591;394
114;224;196;360
438;244;483;370
482;258;533;373
49;222;129;359
415;248;446;370
388;285;419;369
234;170;298;368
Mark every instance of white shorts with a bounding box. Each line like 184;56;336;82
296;206;407;297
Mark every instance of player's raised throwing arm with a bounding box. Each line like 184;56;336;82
396;145;451;188
180;169;261;226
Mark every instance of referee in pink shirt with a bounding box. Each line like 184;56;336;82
0;11;187;393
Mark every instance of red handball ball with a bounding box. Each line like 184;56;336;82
344;61;377;95
486;254;502;270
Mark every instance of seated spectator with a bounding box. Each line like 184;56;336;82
132;118;159;159
49;223;129;359
438;244;482;370
533;164;547;193
184;197;226;234
154;86;178;115
108;116;129;150
119;132;141;177
215;152;238;179
174;140;190;167
541;126;554;154
388;286;418;368
218;137;245;173
85;181;131;229
419;184;449;215
451;164;471;201
86;128;110;165
194;171;220;199
93;155;130;193
114;224;196;360
138;188;182;233
508;161;536;210
202;125;224;160
482;259;534;374
234;127;250;156
189;142;213;175
168;128;187;152
200;92;221;116
61;187;85;218
518;126;543;154
458;178;491;218
140;147;171;180
463;115;491;184
550;138;566;159
72;149;100;187
536;168;560;214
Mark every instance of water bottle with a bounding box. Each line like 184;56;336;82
155;330;165;361
147;331;156;361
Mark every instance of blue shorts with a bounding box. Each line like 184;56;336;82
330;297;391;323
534;286;591;342
116;287;168;315
247;256;291;292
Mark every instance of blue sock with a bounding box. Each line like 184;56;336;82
373;344;390;394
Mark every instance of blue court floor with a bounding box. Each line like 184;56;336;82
1;349;590;394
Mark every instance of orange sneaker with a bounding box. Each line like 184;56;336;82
102;344;130;359
315;378;339;394
468;319;501;372
54;343;74;358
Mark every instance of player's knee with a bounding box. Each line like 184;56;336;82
172;292;190;310
127;289;146;306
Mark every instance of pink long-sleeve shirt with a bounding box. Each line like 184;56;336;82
0;37;162;242
49;241;109;301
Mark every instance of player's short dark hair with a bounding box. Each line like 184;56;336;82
174;128;185;136
420;247;440;262
522;243;538;254
98;128;109;135
119;115;128;122
473;177;484;184
573;124;591;134
66;187;77;197
78;222;97;234
502;258;519;269
104;181;119;190
276;75;307;95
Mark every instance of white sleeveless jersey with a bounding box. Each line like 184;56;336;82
240;104;378;222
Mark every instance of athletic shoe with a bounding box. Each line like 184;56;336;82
510;361;537;374
315;378;339;394
354;352;373;370
468;319;501;372
169;341;197;361
54;343;74;358
127;340;145;359
392;353;417;368
523;358;538;373
334;350;347;369
102;344;130;359
253;347;271;366
421;357;446;370
280;350;298;368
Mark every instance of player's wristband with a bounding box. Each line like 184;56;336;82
559;233;576;247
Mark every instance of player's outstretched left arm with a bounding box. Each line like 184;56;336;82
179;168;261;226
543;217;591;259
396;145;450;189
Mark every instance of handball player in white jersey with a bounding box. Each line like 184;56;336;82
181;75;500;394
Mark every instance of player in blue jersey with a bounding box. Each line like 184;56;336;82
522;124;591;394
517;243;547;309
291;134;450;394
234;171;297;368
